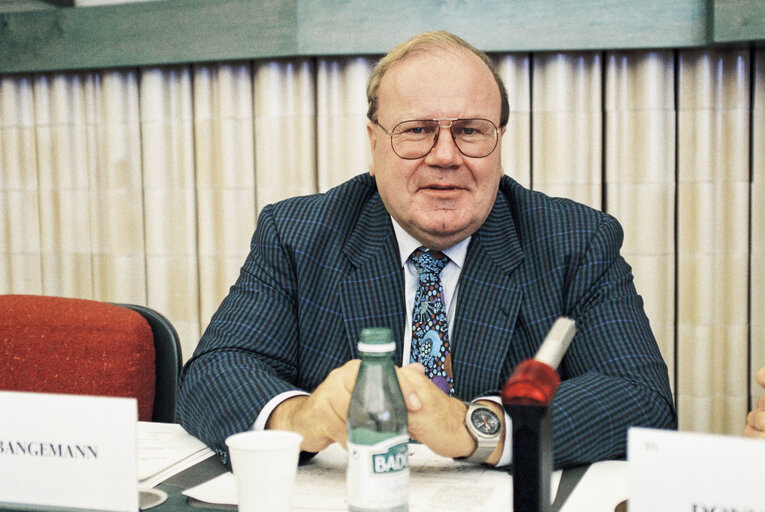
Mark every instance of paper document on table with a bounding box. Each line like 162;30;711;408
557;460;627;511
183;443;564;511
137;421;214;488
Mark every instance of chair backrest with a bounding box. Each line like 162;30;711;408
0;295;181;422
113;303;181;423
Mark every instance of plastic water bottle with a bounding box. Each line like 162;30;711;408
347;327;409;512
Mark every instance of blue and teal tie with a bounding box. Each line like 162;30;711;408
410;248;454;395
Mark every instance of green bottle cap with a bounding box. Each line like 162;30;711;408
358;327;395;353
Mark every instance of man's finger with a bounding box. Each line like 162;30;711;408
756;366;765;388
327;390;352;423
404;362;426;375
744;424;765;438
396;366;426;411
339;359;362;391
752;410;765;431
321;415;349;447
317;361;361;425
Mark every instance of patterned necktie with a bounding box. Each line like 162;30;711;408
410;248;454;395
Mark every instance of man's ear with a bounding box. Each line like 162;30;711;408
367;122;378;176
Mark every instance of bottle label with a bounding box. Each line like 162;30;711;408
347;435;409;509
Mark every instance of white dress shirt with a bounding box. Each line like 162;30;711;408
392;219;468;366
391;219;512;467
255;216;512;466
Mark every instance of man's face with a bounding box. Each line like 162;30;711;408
368;47;505;251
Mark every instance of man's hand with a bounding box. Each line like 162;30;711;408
266;360;360;453
397;363;505;465
266;360;506;464
744;366;765;439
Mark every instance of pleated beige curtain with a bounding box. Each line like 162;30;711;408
140;66;198;358
0;47;763;436
754;50;765;418
605;50;677;390
677;49;752;433
533;53;603;209
0;71;147;300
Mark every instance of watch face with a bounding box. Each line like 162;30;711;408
470;407;501;436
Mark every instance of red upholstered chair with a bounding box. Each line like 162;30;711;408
0;294;181;422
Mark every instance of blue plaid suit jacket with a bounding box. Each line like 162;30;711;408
177;173;676;468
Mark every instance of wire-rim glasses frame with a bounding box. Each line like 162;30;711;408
376;118;500;160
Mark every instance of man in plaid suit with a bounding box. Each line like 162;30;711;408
177;31;676;468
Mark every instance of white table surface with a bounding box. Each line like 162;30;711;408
183;442;628;512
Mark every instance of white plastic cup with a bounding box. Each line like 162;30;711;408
225;430;303;512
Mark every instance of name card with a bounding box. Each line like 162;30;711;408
628;427;765;512
0;391;138;512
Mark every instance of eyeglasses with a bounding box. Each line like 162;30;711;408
376;118;500;159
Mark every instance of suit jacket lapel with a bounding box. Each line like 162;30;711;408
339;193;406;362
453;191;525;398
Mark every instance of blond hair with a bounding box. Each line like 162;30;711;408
366;31;509;127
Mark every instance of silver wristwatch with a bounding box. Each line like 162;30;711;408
461;402;502;464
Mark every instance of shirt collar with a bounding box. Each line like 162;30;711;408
390;216;470;269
